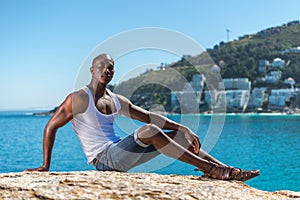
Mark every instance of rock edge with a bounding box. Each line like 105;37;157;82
0;171;299;199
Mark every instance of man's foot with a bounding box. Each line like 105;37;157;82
202;162;260;182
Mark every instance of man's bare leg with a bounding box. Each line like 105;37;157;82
137;124;259;181
137;124;212;172
166;131;226;167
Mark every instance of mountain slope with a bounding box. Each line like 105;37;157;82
205;20;300;84
114;20;300;111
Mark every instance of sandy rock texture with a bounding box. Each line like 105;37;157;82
0;171;299;200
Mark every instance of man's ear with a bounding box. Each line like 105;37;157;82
90;66;93;73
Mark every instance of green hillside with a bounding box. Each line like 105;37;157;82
206;20;300;84
113;20;300;111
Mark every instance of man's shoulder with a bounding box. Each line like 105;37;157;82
68;89;89;108
72;89;88;100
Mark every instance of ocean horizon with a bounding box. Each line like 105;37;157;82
0;111;299;192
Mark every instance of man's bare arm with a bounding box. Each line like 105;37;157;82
117;94;185;130
25;91;88;172
117;94;200;153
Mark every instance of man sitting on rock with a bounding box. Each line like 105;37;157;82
26;54;259;181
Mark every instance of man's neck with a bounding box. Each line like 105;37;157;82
87;81;107;98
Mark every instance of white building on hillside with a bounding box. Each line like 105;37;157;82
270;58;285;68
225;90;250;109
204;90;226;111
205;90;250;111
266;71;282;84
205;78;251;111
280;46;300;54
284;77;296;89
189;74;205;92
268;89;294;108
220;78;251;90
247;88;268;109
205;90;220;108
171;91;201;113
170;74;205;113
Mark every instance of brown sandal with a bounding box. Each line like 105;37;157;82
232;168;260;182
201;162;260;182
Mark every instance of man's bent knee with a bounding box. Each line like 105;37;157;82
135;124;162;144
145;123;161;132
133;130;151;148
144;123;162;135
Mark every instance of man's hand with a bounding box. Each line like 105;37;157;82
24;166;49;172
181;127;201;155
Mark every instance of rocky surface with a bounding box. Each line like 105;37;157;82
0;171;299;199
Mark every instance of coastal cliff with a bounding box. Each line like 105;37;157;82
0;171;299;199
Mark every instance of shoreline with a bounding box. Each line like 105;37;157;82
154;111;300;116
2;110;300;117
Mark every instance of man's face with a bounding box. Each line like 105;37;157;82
92;57;115;85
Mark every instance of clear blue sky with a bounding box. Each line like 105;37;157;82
1;0;299;110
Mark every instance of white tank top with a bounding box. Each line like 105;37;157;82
71;86;121;164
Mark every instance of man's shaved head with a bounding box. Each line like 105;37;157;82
92;54;114;68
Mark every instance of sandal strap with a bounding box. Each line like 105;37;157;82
232;169;260;182
206;162;235;180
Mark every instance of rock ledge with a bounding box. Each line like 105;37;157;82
0;171;299;199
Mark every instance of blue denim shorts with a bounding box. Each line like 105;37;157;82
95;132;159;172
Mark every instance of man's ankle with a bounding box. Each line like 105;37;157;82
202;160;217;173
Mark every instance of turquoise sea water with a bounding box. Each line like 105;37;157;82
0;111;299;192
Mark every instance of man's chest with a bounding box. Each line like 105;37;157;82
95;95;116;115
